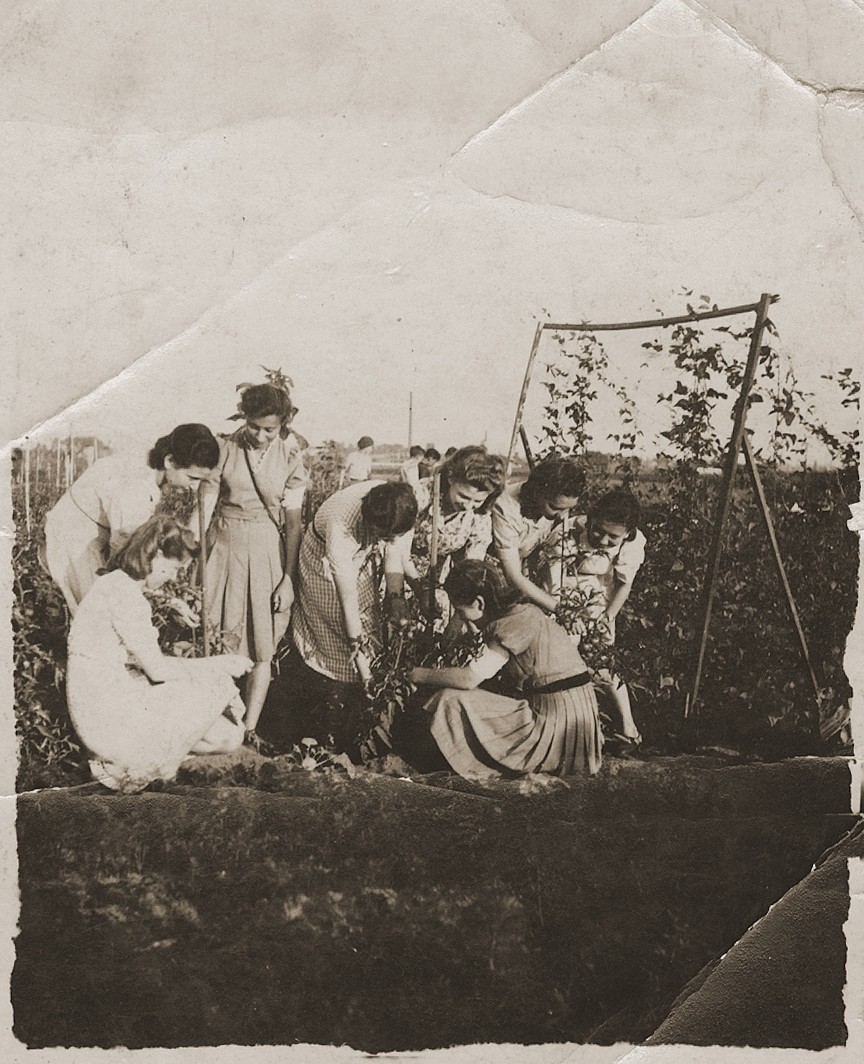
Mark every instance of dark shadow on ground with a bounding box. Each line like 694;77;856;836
12;755;857;1051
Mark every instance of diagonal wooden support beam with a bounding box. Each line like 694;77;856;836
741;433;821;702
686;292;775;743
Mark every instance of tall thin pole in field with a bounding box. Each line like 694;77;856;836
506;320;545;478
408;392;414;450
428;471;441;630
741;434;820;702
686;292;774;742
23;441;31;537
197;482;210;656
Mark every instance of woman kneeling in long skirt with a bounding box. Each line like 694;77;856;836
67;515;253;792
410;559;602;779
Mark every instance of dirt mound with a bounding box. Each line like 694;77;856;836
12;756;858;1051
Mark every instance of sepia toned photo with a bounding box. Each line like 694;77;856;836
3;2;864;1061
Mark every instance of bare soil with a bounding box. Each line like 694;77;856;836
12;754;856;1051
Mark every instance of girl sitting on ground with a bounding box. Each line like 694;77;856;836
409;559;602;778
549;489;646;754
67;515;253;792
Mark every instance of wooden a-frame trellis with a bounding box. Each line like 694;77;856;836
505;292;826;745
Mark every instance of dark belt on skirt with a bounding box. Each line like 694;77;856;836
524;672;592;696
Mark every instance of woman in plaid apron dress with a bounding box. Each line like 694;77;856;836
290;481;417;685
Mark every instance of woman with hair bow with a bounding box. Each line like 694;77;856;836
205;381;307;737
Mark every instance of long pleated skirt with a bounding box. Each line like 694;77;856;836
425;684;602;778
206;509;289;662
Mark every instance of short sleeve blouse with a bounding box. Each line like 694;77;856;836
412;478;493;562
491;484;555;559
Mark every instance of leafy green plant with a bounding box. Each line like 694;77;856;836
12;532;88;790
534;293;858;755
358;605;485;762
303;440;347;523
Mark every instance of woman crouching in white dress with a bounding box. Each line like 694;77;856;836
67;514;253;792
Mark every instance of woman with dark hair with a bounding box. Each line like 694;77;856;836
67;515;253;792
386;446;506;619
204;383;307;735
409;559;602;778
418;447;441;480
43;423;219;614
492;455;587;612
290;480;418;685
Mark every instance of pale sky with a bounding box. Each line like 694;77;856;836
5;0;863;464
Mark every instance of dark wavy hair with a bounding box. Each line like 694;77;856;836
443;559;522;622
148;424;220;471
108;515;198;581
519;456;586;521
240;384;298;424
361;482;418;540
440;446;506;512
590;489;641;538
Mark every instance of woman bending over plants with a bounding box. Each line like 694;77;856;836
549;489;645;754
409;559;602;778
43;423;220;614
67;515;253;792
491;455;586;611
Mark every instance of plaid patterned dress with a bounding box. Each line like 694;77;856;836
290;481;389;683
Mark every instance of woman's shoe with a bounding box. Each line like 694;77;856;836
603;733;643;759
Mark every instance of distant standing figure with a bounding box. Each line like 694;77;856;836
400;445;425;489
418;448;440;480
339;436;375;488
410;560;602;778
205;383;307;735
67;516;253;792
43;424;220;615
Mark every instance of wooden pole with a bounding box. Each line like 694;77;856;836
428;471;441;630
67;431;74;488
741;434;821;702
506;320;545;477
55;438;61;495
519;426;535;470
197;482;210;657
23;441;31;537
408;392;414;451
546;296;779;334
686;293;775;742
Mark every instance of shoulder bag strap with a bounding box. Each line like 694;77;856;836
242;445;283;534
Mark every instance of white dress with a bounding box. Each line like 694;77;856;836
43;453;164;614
67;570;245;791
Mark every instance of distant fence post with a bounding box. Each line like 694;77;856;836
23;441;31;537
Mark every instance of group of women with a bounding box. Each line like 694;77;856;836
44;382;645;792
